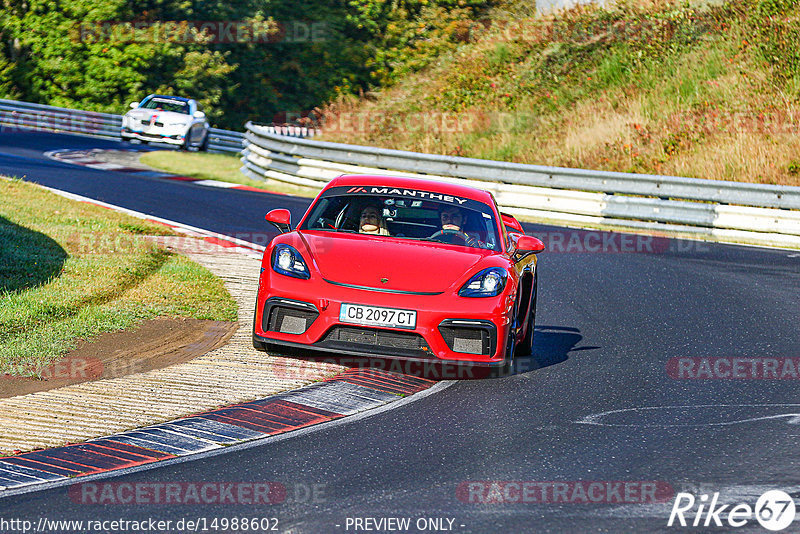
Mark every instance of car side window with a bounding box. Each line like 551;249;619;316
305;198;353;231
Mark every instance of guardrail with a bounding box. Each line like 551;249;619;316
242;121;800;249
0;99;255;153
0;99;121;139
250;123;319;138
206;128;245;153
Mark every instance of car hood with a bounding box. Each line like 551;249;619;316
299;232;492;294
125;109;191;124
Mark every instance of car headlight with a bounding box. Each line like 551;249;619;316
271;244;310;279
459;267;507;297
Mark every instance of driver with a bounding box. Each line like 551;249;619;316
359;204;390;235
434;206;484;247
440;206;465;232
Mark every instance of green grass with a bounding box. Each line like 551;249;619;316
139;151;318;198
0;178;237;377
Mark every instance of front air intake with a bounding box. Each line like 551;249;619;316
263;299;319;335
317;326;435;359
438;320;496;356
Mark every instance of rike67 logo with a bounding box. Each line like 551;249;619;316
668;490;796;531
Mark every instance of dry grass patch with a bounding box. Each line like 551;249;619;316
664;132;800;186
318;0;800;186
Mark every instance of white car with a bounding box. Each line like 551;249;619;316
121;94;210;150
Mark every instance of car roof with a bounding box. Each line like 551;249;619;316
327;175;496;205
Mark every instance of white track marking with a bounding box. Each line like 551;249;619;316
577;404;800;427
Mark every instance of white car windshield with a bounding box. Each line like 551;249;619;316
140;97;190;114
301;188;502;251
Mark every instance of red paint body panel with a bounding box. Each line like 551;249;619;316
254;175;540;367
299;232;493;293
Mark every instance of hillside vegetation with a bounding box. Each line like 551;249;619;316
319;0;800;186
0;0;494;130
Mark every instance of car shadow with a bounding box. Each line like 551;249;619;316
0;216;68;293
265;325;597;382
507;325;599;377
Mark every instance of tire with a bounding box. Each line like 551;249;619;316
491;327;516;379
515;273;538;357
494;294;520;378
179;136;189;151
504;326;517;377
199;132;210;152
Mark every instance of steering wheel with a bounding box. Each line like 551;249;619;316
429;229;476;246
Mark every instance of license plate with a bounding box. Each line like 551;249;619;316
339;303;417;330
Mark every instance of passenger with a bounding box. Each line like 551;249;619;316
359;205;390;235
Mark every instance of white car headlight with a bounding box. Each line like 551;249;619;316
459;267;507;297
271;245;310;279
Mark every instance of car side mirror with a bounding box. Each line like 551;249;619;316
129;102;139;109
516;235;545;254
266;209;291;233
193;111;206;119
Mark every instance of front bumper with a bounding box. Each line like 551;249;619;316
121;126;185;145
253;273;515;366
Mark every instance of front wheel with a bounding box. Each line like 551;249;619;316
515;274;538;357
495;294;521;378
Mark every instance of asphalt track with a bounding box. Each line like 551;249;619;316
1;130;799;533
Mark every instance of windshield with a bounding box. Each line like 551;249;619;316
300;187;502;251
140;97;190;114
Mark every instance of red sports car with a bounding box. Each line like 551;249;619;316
253;175;544;369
